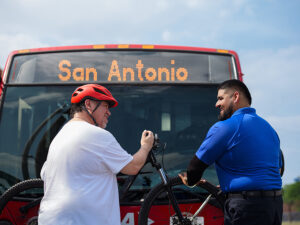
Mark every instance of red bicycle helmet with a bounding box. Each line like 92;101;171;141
71;84;118;108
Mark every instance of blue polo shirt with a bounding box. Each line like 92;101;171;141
196;107;282;193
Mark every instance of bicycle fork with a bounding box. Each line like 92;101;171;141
158;167;213;225
158;168;190;224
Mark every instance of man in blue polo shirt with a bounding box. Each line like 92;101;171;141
179;79;282;225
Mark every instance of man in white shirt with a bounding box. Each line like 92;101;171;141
38;84;154;225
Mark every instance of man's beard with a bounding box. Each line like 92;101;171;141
218;103;234;121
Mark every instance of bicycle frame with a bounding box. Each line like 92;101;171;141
148;149;187;223
140;140;218;225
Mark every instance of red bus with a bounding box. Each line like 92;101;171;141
0;44;243;225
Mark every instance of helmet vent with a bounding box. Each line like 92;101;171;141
93;87;107;96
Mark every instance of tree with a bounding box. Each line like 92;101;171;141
283;181;300;211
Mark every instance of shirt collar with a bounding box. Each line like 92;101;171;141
232;107;256;116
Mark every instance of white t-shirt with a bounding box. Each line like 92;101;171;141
38;121;133;225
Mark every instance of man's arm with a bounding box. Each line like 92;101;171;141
187;155;209;186
179;155;208;186
121;147;150;175
121;130;154;175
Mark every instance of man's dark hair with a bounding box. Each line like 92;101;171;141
70;101;89;119
218;79;252;105
69;99;103;119
69;102;85;118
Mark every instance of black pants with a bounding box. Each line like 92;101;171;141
224;196;283;225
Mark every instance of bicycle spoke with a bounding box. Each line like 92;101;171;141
191;194;212;219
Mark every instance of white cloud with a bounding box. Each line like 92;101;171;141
0;0;261;62
184;0;207;8
264;116;300;185
162;30;171;42
0;34;46;69
281;145;300;185
266;115;300;134
242;45;300;116
182;0;253;14
155;0;169;12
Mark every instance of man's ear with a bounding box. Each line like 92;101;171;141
84;99;92;111
233;91;240;104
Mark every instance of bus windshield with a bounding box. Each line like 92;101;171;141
0;47;239;197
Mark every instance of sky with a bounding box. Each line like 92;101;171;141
0;0;299;185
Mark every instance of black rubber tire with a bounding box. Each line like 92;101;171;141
138;176;225;225
0;179;43;214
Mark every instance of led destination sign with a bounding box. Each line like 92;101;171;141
9;51;235;84
58;59;188;82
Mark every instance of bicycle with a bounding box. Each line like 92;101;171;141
138;135;225;225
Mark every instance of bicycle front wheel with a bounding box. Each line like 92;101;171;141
138;176;225;225
0;179;43;225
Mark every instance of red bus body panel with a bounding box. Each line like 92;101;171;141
0;202;223;225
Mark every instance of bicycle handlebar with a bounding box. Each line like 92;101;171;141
152;133;160;150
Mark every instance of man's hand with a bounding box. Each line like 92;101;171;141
140;130;154;152
178;172;189;186
178;172;207;187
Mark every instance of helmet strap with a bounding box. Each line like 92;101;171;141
82;105;99;127
92;101;102;113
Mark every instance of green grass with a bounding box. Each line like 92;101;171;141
282;222;300;225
